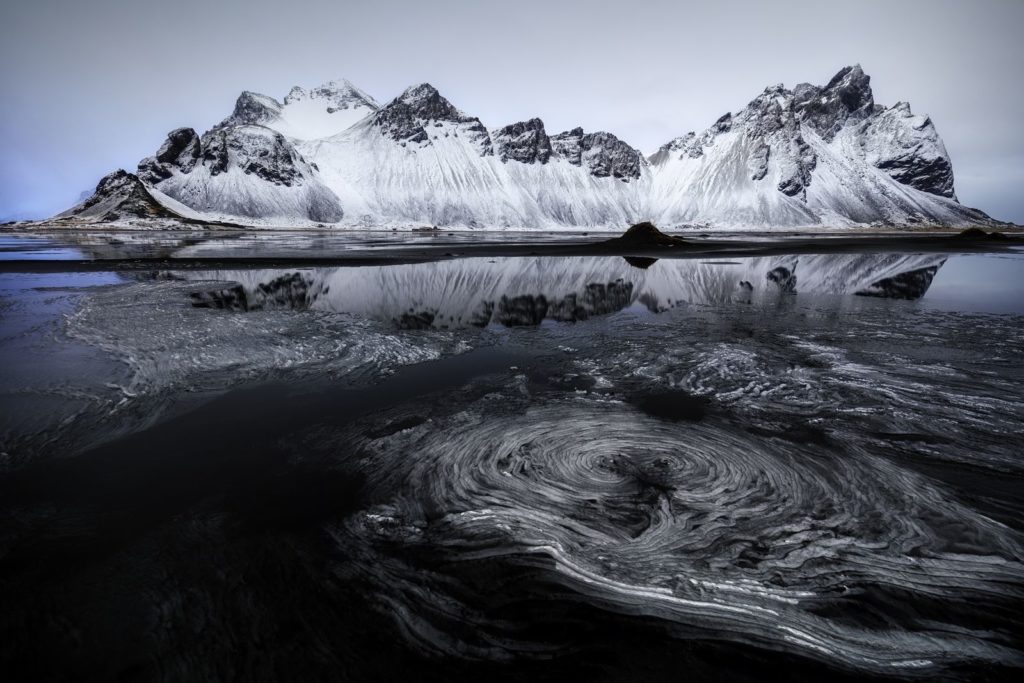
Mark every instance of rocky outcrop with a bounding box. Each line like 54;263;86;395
372;83;492;154
490;119;643;179
138;128;202;183
861;102;955;198
200;126;305;185
493;118;553;164
776;136;817;197
57;170;179;222
793;65;875;141
221;91;283;128
550;128;644;181
140;125;313;187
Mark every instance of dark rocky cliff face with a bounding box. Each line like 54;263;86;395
550;128;644;181
200;126;305;186
860;102;956;198
793;65;875;142
138;128;202;183
493;118;553;165
873;152;953;199
139;125;312;188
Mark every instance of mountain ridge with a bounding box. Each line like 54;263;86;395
59;67;996;230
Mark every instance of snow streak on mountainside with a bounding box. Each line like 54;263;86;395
64;67;994;229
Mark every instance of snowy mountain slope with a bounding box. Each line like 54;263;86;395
648;66;989;228
103;80;379;224
137;124;343;223
64;67;996;229
54;168;285;227
299;84;649;227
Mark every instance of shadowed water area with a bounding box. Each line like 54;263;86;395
1;232;1022;681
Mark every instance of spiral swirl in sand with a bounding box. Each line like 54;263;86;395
331;396;1024;674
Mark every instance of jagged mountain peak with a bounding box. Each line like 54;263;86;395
283;79;379;111
797;64;875;139
655;65;878;163
372;82;492;153
397;82;441;102
760;83;788;96
226;91;282;127
383;83;464;121
135;121;344;223
825;64;868;90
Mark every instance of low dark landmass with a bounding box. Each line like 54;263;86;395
0;223;1019;274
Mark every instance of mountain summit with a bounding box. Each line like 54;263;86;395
64;67;992;229
220;79;379;140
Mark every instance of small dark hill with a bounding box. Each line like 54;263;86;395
603;222;688;248
956;227;1008;240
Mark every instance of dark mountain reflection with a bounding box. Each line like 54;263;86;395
188;253;947;327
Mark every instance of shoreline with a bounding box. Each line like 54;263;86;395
0;230;1019;273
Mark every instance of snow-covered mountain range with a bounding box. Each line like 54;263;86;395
60;66;994;229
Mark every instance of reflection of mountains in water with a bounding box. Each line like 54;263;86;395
188;254;946;327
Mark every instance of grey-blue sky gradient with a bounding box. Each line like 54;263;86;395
2;0;1022;223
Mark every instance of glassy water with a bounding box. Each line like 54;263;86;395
1;235;1022;681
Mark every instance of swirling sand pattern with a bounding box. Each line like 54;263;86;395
319;392;1024;676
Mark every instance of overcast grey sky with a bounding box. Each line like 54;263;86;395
1;0;1022;222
